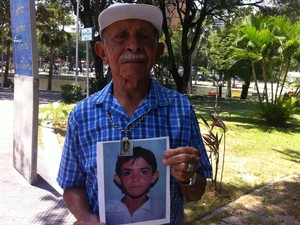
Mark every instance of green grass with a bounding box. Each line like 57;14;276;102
39;102;75;148
38;96;300;224
185;96;300;224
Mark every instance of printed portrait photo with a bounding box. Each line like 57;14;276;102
97;136;170;225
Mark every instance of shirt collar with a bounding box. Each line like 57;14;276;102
91;78;171;111
114;194;152;213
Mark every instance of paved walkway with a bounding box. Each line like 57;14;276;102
0;88;75;225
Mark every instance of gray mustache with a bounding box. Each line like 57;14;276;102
120;53;146;61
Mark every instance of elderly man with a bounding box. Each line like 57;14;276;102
57;3;211;225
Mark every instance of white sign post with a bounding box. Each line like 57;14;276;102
81;27;93;97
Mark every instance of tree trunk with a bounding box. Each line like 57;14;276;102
3;39;11;85
226;78;232;98
48;47;54;91
182;57;192;94
241;81;250;99
159;1;183;93
218;85;222;97
172;67;183;93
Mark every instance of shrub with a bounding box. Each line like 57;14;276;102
39;102;69;126
88;77;108;95
3;78;14;88
60;83;83;103
260;97;297;127
88;78;100;95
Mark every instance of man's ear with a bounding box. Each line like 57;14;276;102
155;43;164;58
95;41;109;64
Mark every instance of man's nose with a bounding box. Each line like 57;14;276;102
126;36;142;53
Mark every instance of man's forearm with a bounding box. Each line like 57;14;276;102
63;186;96;220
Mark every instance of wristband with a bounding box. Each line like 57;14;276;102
178;173;197;186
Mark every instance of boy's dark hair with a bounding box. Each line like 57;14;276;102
115;146;157;177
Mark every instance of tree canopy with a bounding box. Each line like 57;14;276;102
65;0;266;93
229;14;300;125
36;0;73;90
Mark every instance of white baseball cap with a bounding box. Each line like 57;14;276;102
98;3;163;37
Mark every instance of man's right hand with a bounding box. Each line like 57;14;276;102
63;187;105;225
73;214;105;225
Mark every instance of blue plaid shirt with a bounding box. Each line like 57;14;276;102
57;78;212;225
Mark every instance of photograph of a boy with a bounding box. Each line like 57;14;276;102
105;146;165;224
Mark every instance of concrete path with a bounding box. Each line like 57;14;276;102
0;88;75;225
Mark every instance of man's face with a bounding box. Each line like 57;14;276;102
97;19;164;83
116;157;158;199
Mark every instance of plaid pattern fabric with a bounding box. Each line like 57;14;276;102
57;78;212;225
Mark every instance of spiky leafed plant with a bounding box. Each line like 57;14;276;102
201;110;226;191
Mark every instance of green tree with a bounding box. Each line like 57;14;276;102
36;0;73;91
202;5;255;99
230;14;300;126
68;0;108;89
67;1;265;93
207;30;236;97
157;0;264;93
0;0;12;87
259;0;300;22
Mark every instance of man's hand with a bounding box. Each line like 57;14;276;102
162;147;200;183
73;214;105;225
63;187;105;225
162;147;207;201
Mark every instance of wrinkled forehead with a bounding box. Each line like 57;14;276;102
102;19;158;38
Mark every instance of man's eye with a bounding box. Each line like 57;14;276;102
139;34;151;41
115;32;127;40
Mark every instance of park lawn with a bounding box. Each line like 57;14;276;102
38;96;300;224
39;102;75;148
185;96;300;224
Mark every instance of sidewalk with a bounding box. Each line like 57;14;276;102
0;88;75;225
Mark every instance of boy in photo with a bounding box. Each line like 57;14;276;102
105;146;165;224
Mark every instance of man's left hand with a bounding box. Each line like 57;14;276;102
162;147;200;184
